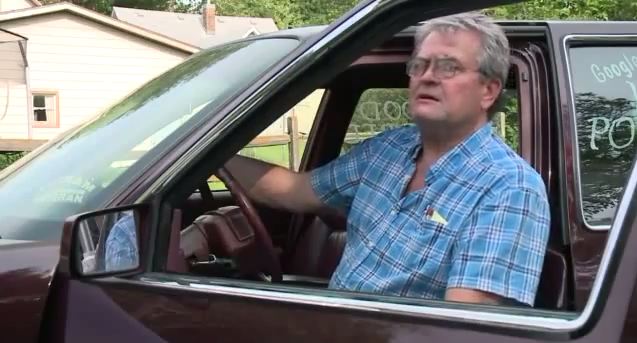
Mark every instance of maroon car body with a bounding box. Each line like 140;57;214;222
3;0;637;342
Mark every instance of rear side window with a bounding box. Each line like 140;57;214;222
569;46;637;227
341;88;410;154
342;86;521;154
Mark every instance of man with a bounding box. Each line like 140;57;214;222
226;12;550;306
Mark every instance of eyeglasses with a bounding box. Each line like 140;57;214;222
406;57;478;79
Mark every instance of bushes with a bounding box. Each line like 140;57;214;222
0;152;25;171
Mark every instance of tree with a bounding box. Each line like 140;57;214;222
208;0;301;29
294;0;360;26
484;0;637;21
41;0;112;14
174;0;361;29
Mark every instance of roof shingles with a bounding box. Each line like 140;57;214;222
111;6;278;48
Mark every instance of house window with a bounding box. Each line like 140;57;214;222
32;92;58;128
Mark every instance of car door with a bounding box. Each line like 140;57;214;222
46;1;637;342
547;21;637;341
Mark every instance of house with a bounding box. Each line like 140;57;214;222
0;1;315;154
0;0;41;13
111;2;279;49
110;2;297;138
0;1;197;151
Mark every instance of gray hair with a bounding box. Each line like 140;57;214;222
414;12;510;116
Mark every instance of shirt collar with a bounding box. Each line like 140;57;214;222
407;122;494;183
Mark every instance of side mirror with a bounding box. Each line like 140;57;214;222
68;205;146;276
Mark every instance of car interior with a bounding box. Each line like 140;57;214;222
158;30;569;312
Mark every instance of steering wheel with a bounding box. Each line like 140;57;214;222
215;167;282;282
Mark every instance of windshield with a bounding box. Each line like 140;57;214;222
0;37;299;241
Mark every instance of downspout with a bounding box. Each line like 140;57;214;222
0;74;8;121
18;39;32;140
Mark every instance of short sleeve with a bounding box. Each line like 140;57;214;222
447;187;550;306
309;135;377;212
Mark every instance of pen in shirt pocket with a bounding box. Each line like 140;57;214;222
425;205;448;225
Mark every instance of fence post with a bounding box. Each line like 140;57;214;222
499;111;506;140
287;115;300;170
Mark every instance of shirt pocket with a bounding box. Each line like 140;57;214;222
422;215;452;233
411;214;456;261
390;217;453;280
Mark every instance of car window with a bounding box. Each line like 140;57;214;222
569;46;637;228
341;88;410;155
0;38;300;241
209;90;324;190
341;87;520;154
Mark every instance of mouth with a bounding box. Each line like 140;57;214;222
416;93;439;102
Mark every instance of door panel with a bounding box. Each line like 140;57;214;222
51;265;633;343
51;280;207;343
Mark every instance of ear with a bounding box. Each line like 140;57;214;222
480;78;502;112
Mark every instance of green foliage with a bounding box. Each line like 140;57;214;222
293;0;360;26
42;0;637;27
42;0;362;28
341;88;411;154
0;152;25;171
171;0;360;29
484;0;637;21
208;0;301;29
41;0;113;14
492;90;520;151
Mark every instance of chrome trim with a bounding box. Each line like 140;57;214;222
139;0;381;199
561;34;637;231
133;275;569;329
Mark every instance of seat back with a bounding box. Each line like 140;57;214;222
534;247;568;309
291;216;568;310
289;217;346;279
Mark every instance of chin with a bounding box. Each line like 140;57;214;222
411;111;448;123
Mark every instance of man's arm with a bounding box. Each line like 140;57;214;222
224;155;326;214
445;288;503;305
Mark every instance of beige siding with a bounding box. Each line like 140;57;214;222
295;89;324;134
0;0;35;12
0;12;188;141
0;41;28;139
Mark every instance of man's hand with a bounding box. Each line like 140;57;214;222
445;288;503;305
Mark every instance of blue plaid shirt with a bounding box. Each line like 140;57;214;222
311;123;550;306
105;213;139;271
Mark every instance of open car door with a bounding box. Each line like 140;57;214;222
44;0;637;342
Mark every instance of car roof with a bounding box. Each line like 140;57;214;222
263;19;637;39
